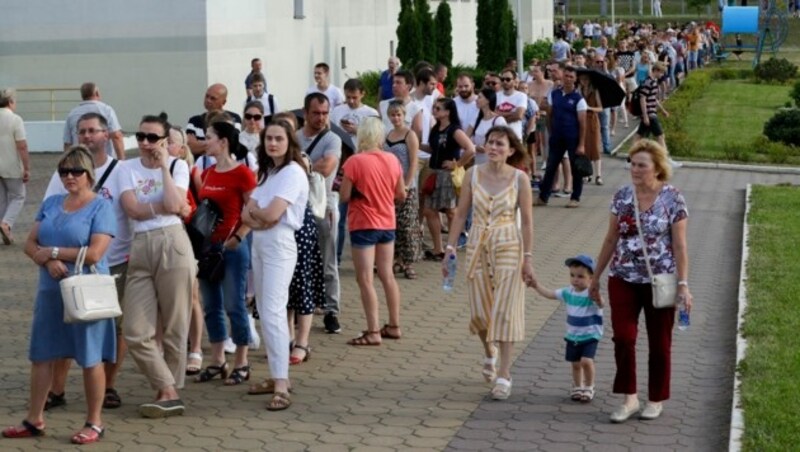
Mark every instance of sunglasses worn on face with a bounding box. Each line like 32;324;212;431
500;77;513;82
244;113;263;121
59;167;88;177
135;132;167;143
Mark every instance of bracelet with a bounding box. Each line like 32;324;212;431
233;234;242;243
523;252;533;257
678;280;689;287
445;244;456;251
148;203;156;218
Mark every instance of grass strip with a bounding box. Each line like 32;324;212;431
740;184;800;451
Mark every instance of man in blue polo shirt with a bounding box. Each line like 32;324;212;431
536;65;587;208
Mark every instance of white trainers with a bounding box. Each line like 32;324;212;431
640;402;664;420
609;400;640;423
223;337;236;354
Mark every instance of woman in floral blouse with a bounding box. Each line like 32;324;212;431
590;139;693;424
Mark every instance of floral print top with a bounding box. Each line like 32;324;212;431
609;184;688;284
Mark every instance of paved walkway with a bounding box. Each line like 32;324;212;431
0;138;796;451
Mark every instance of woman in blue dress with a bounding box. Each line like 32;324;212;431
3;146;116;445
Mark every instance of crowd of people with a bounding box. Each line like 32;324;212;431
0;22;696;441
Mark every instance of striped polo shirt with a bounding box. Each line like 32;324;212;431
555;287;604;343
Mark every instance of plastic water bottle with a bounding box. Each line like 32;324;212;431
677;294;690;331
443;254;457;293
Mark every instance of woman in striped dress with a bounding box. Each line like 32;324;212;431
444;126;536;401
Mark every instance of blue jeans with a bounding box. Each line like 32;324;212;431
337;201;348;264
599;108;611;154
198;242;251;345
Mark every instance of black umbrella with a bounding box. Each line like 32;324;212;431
290;108;355;155
576;68;626;108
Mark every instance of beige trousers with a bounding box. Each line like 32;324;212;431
123;224;195;390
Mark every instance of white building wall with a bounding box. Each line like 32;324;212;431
0;0;482;139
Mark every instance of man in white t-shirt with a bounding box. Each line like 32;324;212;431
44;111;133;411
495;70;528;139
454;74;479;131
63;82;125;160
379;70;423;138
552;32;572;62
410;68;440;148
244;73;278;125
330;78;379;143
306;62;345;108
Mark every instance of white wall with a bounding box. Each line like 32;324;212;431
1;0;482;136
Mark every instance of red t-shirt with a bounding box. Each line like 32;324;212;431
200;164;257;243
343;151;402;232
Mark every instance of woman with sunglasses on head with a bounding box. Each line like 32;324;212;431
118;113;195;419
420;98;475;261
4;146;116;444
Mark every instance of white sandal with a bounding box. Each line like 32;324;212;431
580;386;595;403
570;386;584;401
481;357;497;383
186;352;203;376
491;377;512;400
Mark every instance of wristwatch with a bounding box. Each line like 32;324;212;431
51;247;60;260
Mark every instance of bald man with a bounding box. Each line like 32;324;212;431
186;83;243;156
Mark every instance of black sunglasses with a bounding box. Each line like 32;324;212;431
500;77;513;82
244;113;263;121
135;132;167;143
486;81;497;86
58;167;88;177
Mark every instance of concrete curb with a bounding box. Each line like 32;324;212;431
728;183;752;452
612;152;800;175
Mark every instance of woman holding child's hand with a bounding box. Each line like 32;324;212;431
444;126;534;402
591;140;692;424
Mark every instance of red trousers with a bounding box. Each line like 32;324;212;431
608;276;675;402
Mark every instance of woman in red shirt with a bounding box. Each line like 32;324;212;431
340;118;406;346
194;121;257;385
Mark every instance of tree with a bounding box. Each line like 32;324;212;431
415;0;437;65
500;0;516;62
434;1;453;67
397;0;423;68
476;0;497;69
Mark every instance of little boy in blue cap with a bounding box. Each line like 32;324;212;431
534;254;604;402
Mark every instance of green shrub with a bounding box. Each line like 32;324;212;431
357;70;381;109
446;64;485;93
763;108;800;146
754;58;798;84
767;144;790;164
721;141;753;162
666;130;696;157
523;39;552;64
791;80;800;107
662;69;712;152
711;68;751;81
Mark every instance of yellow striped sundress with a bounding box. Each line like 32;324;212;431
465;168;526;343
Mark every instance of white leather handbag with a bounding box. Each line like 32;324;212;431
59;246;121;323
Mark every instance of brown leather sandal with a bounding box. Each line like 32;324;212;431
379;324;402;339
347;330;381;346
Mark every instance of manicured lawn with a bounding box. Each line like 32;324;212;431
740;185;800;451
682;80;794;162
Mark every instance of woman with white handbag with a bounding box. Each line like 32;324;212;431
590;139;693;423
4;146;116;444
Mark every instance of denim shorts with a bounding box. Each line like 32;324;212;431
565;339;599;362
350;229;395;248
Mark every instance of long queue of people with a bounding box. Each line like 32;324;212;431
1;32;694;441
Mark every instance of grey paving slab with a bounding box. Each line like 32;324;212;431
0;121;796;450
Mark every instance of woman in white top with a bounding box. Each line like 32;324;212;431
241;120;309;411
466;89;508;166
239;101;264;156
119;113;195;419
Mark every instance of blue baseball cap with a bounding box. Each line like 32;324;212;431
565;254;596;274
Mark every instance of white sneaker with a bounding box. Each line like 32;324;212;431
248;314;261;350
640;402;663;420
223;337;236;354
668;158;683;168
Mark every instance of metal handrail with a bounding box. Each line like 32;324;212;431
14;86;81;121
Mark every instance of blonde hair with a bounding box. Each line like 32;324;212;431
628;139;672;181
356;117;385;152
59;145;97;186
170;126;194;166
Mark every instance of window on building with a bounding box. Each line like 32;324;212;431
294;0;305;19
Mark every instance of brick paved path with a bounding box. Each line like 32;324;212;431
0;148;795;451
